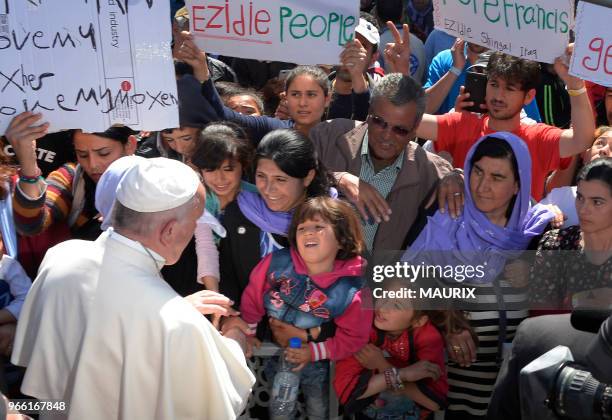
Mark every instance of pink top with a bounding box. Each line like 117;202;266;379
195;222;220;282
240;248;373;362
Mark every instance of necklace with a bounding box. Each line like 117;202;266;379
142;244;164;276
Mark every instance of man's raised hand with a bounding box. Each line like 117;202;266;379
383;22;411;75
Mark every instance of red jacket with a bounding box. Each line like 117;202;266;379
240;247;373;361
334;322;448;415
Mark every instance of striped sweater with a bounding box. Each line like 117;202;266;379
13;163;90;236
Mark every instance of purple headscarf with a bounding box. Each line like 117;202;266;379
402;132;554;283
237;188;339;236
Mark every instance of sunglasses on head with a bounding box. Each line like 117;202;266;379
368;114;413;137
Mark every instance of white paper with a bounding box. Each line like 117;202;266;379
185;0;359;65
0;0;178;133
570;1;612;86
432;0;574;64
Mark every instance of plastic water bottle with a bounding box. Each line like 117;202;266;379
270;337;302;417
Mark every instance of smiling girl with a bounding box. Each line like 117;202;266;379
190;122;257;295
177;34;331;143
240;196;372;419
217;129;334;307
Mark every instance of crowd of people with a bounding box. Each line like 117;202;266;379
0;0;610;419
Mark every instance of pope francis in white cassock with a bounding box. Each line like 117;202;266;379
10;157;255;419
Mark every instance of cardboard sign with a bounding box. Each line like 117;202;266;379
432;0;574;64
570;1;612;86
0;0;178;133
185;0;359;65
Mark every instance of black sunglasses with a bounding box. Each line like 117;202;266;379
368;114;413;137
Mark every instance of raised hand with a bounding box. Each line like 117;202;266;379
554;43;584;90
176;32;210;82
450;38;466;71
4;112;48;175
383;22;411;75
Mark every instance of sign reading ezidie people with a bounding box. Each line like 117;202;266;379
432;0;574;64
0;0;178;133
185;0;360;65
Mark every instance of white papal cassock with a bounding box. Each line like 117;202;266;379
11;230;255;420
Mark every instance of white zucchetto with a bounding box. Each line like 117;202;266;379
116;157;200;212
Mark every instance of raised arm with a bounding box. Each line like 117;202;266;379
177;32;289;144
424;39;466;114
556;44;596;158
416;113;439;141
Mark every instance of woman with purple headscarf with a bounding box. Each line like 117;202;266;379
402;132;555;419
218;129;336;310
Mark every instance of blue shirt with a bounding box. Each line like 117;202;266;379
424;49;542;122
424;29;455;67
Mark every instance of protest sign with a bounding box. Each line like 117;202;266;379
570;0;612;86
432;0;574;64
0;0;178;133
185;0;359;65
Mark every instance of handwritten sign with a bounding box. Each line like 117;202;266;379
432;0;574;64
185;0;359;65
570;1;612;86
0;0;178;133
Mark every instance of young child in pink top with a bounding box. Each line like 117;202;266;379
240;196;373;418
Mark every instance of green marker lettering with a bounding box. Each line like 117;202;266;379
502;0;514;29
546;11;556;32
289;13;308;39
514;4;524;30
309;15;327;38
523;6;535;25
559;12;569;34
484;0;501;24
342;15;356;45
536;6;546;30
279;7;292;42
327;12;339;42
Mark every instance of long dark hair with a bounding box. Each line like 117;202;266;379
255;129;334;198
190;121;253;176
576;157;612;194
79;126;135;218
285;65;330;96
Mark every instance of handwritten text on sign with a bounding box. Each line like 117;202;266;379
186;0;359;65
0;0;178;133
432;0;574;64
570;1;612;87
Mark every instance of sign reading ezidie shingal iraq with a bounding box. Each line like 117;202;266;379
433;0;574;64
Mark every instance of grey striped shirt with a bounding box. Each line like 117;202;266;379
358;132;404;250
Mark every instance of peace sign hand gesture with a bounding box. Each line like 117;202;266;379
383;22;411;76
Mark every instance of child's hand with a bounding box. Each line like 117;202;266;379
399;360;441;382
355;344;390;372
246;336;262;358
285;345;311;372
268;317;307;347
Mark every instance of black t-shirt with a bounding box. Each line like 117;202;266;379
218;200;289;307
1;131;76;177
162;236;204;297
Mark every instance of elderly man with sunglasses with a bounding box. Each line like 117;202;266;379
309;73;452;252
